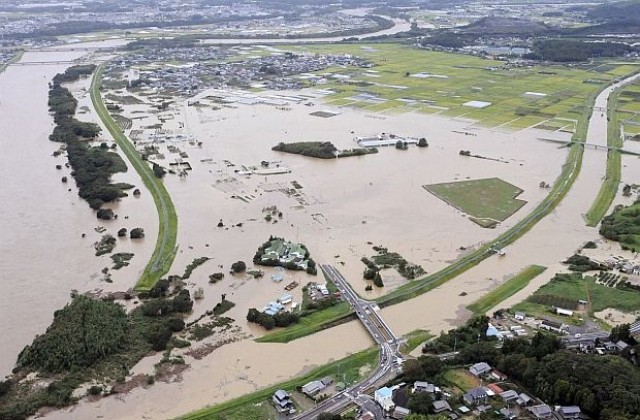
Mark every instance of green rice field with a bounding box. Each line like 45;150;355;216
290;43;639;130
424;177;526;227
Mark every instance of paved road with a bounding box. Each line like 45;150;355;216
292;265;404;420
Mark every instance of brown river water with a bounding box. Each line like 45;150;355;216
1;43;638;419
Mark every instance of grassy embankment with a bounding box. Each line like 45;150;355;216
467;265;547;315
91;65;178;290
178;347;379;420
585;88;624;226
399;329;434;354
0;50;24;74
255;301;352;343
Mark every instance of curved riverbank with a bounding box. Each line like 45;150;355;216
90;66;178;290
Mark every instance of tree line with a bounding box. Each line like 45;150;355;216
48;65;132;209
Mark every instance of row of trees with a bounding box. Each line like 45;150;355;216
48;65;131;209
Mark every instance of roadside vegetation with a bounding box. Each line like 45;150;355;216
91;65;178;291
467;265;547;314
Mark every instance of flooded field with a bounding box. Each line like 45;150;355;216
2;41;639;419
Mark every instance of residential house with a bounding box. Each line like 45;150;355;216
263;301;284;316
392;406;410;419
486;323;504;340
433;400;452;413
278;293;293;305
357;411;375;420
487;383;504;394
630;320;640;337
375;386;395;412
616;340;629;352
539;319;565;334
301;378;329;397
499;390;519;403
463;387;488;406
490;369;508;381
413;381;435;394
500;407;517;419
272;389;294;413
469;362;492;377
528;404;554;419
516;393;532;406
558;406;582;419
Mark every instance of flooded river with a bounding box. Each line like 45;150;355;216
2;40;638;419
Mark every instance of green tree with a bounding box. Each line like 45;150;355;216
408;391;433;415
231;261;246;273
373;272;384;287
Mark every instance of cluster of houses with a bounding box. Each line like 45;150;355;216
259;239;309;270
462;362;586;420
370;382;455;419
601;256;640;276
262;293;297;315
362;362;590;419
112;49;371;97
562;331;637;356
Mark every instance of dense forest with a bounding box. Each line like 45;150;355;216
525;39;634;62
600;202;640;251
48;65;132;209
0;285;195;419
421;316;640;419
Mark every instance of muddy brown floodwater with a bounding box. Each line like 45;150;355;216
2;41;638;419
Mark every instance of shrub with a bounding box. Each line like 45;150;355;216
231;261;246;273
130;228;144;239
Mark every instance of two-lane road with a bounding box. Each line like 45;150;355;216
292;265;403;420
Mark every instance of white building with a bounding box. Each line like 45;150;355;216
374;386;395;412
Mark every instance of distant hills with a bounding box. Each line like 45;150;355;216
586;0;640;23
459;16;550;35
